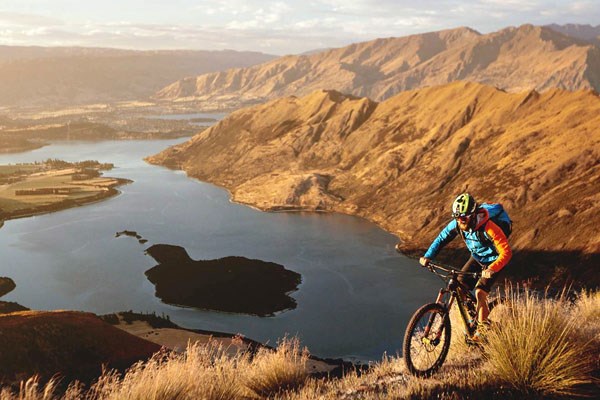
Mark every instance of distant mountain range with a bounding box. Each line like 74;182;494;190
156;24;600;107
546;23;600;46
0;47;275;107
149;81;600;285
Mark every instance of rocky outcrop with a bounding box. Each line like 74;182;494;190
148;82;600;285
156;25;600;107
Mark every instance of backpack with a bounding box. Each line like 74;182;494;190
481;203;512;240
457;203;512;244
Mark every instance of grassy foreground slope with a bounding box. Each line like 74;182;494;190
148;81;600;286
1;290;598;399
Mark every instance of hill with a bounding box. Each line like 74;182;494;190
148;81;600;286
0;46;275;108
155;25;600;108
0;311;160;384
1;290;598;399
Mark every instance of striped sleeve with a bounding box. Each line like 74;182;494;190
485;220;512;272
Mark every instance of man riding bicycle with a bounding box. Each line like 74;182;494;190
419;193;512;339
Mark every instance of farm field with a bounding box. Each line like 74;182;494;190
0;161;128;221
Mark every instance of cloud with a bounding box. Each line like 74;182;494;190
568;1;597;14
0;1;598;54
0;11;65;27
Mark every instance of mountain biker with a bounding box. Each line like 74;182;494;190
419;193;512;338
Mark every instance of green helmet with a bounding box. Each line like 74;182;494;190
452;193;477;218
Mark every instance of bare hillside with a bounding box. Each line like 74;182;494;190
0;311;160;383
148;81;600;285
0;47;275;107
155;25;600;108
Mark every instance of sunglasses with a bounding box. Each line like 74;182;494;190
453;212;473;221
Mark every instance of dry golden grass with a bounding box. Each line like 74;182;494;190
84;343;247;400
0;377;58;400
244;337;309;398
482;287;597;397
576;290;600;336
0;338;309;400
1;291;598;400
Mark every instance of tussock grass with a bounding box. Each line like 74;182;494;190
1;290;598;400
80;343;246;400
244;337;309;398
0;377;57;400
0;338;310;400
575;290;600;344
482;287;597;397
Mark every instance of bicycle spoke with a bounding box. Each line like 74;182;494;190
409;310;447;370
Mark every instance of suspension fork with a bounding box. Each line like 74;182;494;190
423;288;451;339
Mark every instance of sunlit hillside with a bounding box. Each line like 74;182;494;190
156;25;600;107
149;81;600;286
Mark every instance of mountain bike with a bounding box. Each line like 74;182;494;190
403;261;498;377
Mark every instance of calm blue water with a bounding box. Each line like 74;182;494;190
0;139;441;361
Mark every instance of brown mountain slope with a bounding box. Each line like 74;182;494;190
0;46;275;107
156;25;600;107
148;81;600;285
0;311;161;383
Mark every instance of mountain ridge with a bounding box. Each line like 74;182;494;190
155;25;600;107
0;47;275;107
148;81;600;285
546;23;600;46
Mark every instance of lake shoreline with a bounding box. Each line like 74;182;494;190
107;311;361;377
148;163;599;289
0;177;132;224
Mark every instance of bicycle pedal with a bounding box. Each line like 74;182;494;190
464;333;484;347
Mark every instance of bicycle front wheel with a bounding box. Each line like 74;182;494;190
403;302;451;377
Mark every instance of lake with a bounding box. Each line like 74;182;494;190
0;139;442;361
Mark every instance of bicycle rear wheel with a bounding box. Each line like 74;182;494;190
403;303;451;377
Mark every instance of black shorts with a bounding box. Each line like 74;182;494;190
457;256;505;293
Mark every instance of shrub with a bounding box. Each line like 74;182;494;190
244;337;309;397
86;343;246;400
483;288;595;397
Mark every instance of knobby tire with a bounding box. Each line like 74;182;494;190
403;302;451;377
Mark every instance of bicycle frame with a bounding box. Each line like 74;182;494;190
403;261;484;377
426;264;479;339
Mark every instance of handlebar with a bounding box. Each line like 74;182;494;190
425;261;480;280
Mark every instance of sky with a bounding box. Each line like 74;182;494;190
0;0;598;55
